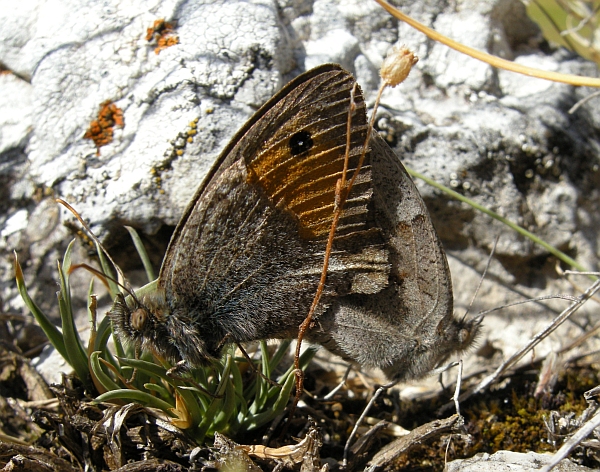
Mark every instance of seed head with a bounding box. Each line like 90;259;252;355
380;46;419;87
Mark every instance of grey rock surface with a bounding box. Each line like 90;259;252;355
1;0;599;401
446;450;597;472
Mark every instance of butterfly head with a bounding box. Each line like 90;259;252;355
413;313;483;379
375;313;483;382
456;314;483;352
109;289;190;367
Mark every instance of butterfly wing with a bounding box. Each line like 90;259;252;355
157;65;391;362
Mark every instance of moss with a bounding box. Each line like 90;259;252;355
362;362;600;471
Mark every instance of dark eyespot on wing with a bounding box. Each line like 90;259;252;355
289;130;313;156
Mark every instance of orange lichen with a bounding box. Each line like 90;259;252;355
146;18;179;54
83;100;124;155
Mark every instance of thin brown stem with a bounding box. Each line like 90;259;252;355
291;81;388;414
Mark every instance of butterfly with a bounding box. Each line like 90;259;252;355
109;63;480;381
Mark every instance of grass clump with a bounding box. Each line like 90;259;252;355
14;228;314;444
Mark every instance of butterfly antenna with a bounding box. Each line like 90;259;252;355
462;234;499;322
56;198;134;296
69;262;140;302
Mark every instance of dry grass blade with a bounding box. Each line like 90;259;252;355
241;425;322;469
541;386;600;472
366;415;463;471
463;277;600;401
0;442;80;472
542;410;600;472
374;0;600;87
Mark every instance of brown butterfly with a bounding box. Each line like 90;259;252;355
110;64;480;381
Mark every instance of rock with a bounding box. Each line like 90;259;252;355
446;450;597;472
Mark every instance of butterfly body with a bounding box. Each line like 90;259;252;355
110;64;480;381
